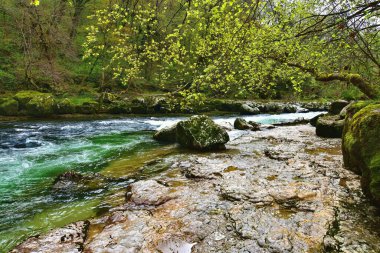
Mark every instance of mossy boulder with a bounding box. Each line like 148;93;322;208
14;90;48;109
25;94;55;116
54;98;76;114
176;115;229;150
315;115;344;138
0;98;19;116
343;100;375;120
342;103;380;205
153;124;177;143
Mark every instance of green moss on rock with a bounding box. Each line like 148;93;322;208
25;95;55;116
14;91;48;108
176;115;229;150
342;103;380;205
0;98;19;116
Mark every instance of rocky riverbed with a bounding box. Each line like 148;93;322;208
11;124;380;253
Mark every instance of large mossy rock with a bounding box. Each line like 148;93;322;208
14;91;47;108
25;94;55;116
0;98;19;116
13;90;55;116
315;115;344;138
153;124;177;143
176;115;229;150
342;103;380;205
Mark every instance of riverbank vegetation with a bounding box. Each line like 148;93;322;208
1;0;379;105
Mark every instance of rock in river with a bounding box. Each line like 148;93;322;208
176;115;229;150
52;170;113;193
234;118;261;131
316;115;344;138
329;100;349;115
153;124;177;143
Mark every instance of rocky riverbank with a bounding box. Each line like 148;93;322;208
11;124;380;253
0;90;329;118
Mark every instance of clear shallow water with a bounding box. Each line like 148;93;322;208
0;112;323;251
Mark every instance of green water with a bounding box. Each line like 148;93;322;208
0;118;166;252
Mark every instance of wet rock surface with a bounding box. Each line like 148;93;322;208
11;221;89;253
13;125;380;252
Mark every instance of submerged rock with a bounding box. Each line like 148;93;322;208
316;115;344;138
153;124;177;143
0;97;18;116
52;171;113;192
342;102;380;205
176;115;229;150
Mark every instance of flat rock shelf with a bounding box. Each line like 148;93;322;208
11;124;380;253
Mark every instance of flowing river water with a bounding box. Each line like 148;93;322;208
0;112;330;251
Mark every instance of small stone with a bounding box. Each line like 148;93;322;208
127;180;173;206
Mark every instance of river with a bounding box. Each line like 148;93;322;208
0;112;323;251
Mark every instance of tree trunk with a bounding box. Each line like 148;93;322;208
315;73;378;99
282;61;379;99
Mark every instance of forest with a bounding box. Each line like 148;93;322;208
1;0;379;103
1;1;380;253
